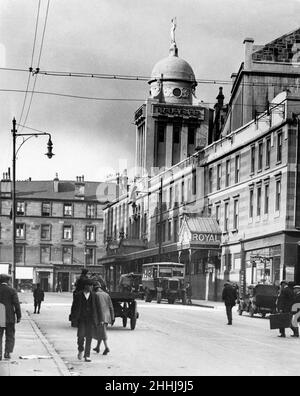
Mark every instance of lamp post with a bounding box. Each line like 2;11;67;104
11;118;54;288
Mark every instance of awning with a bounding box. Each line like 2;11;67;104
179;216;221;247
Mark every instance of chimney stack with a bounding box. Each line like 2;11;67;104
53;173;59;193
243;37;254;71
75;175;85;199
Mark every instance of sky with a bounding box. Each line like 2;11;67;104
1;0;300;182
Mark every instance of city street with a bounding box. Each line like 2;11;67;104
1;292;299;376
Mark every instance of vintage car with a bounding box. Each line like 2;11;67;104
238;283;279;317
142;262;186;304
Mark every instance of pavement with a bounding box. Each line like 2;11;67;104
0;302;71;377
0;293;223;376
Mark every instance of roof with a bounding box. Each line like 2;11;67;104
149;54;196;83
186;216;221;234
13;180;116;202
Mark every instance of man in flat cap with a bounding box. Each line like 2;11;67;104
70;278;99;362
0;274;21;360
276;280;297;338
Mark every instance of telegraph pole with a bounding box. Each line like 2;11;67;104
158;177;163;262
10;117;54;288
11;118;17;288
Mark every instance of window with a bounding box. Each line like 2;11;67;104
217;164;221;190
143;213;147;234
250;146;255;173
86;204;96;218
233;200;239;230
158;124;165;142
264;184;269;214
224;202;229;232
225;160;230;187
168;220;172;241
85;247;95;265
16;201;25;216
181;179;185;203
173;125;180;144
16;245;25;263
266;137;271;168
41;224;51;240
162;221;166;243
275;180;281;211
41;246;51;264
63;203;73;217
188;127;195;145
16;223;25;239
258;142;263;171
216;205;220;223
41;202;51;217
249;189;254;218
63;225;73;240
173;217;178;242
257;186;262;216
235;155;240;183
62;246;72;265
86;226;96;241
192;169;197;195
208;168;213;193
277;132;282;163
169;186;173;208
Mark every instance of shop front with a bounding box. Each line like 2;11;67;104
177;216;222;300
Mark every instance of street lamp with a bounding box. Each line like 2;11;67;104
11;118;55;287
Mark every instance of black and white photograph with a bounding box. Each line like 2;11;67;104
0;0;300;380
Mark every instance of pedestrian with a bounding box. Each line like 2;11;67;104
222;282;238;325
56;281;62;293
33;283;45;314
186;282;192;305
276;280;298;338
73;268;90;296
93;282;115;355
0;274;21;360
69;278;99;362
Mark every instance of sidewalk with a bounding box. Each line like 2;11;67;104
191;299;225;309
0;306;70;376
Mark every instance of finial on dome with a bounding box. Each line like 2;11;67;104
169;17;178;56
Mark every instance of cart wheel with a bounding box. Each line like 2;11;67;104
130;301;137;330
122;317;127;328
168;298;175;304
261;313;266;318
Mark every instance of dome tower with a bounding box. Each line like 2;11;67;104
134;19;209;177
148;18;197;105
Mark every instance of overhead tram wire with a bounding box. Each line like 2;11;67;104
3;66;300;88
21;0;51;130
18;0;41;129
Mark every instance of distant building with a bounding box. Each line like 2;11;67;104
0;174;116;291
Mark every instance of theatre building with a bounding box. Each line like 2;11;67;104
0;174;115;291
102;27;300;300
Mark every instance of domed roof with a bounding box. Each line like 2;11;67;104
149;53;196;84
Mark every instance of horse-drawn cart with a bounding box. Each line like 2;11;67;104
110;291;139;330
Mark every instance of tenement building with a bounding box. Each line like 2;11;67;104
101;26;300;300
0;174;115;291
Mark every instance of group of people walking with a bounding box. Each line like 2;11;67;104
70;269;115;362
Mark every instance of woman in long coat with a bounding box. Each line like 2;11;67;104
93;282;115;355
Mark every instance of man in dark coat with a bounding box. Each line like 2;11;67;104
73;268;90;295
33;283;45;314
277;280;298;338
70;278;99;362
0;274;21;360
222;282;238;325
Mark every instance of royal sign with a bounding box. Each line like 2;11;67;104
191;232;221;245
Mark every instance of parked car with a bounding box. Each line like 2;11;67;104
238;283;279;317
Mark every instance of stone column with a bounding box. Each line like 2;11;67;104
180;125;188;161
165;123;173;168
